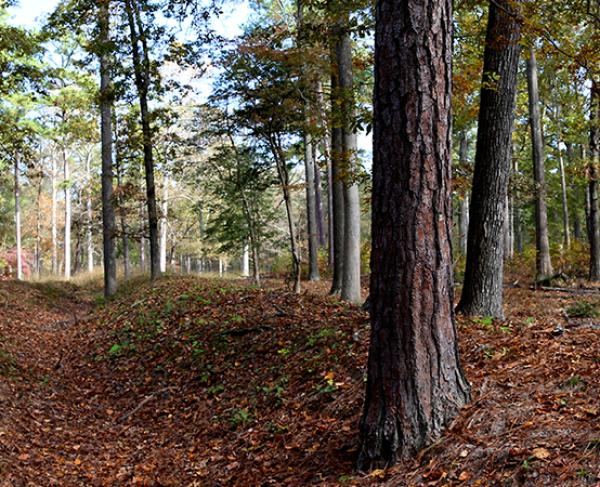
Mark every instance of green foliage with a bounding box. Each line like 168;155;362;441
566;301;599;318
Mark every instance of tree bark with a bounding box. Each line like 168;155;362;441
304;133;320;280
63;144;71;280
14;155;22;281
51;156;58;275
115;152;130;280
358;0;470;470
329;23;345;295
590;80;600;280
337;19;361;303
457;0;522;319
99;0;118;297
458;133;469;255
160;175;169;273
526;47;553;281
85;151;94;273
125;0;160;280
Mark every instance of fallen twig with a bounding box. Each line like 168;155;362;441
117;387;170;424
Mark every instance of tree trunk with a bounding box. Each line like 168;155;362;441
358;0;470;470
275;142;301;293
458;133;469;255
125;0;160;280
304;133;320;281
242;243;250;277
590;80;600;280
329;24;345;295
51;156;58;275
63;145;71;280
115;155;130;280
99;0;118;297
86;152;94;273
139;201;146;271
526;47;553;281
512;156;523;254
160;175;169;273
14;155;22;281
457;0;522;319
337;21;361;303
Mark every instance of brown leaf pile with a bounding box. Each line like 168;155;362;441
0;277;597;486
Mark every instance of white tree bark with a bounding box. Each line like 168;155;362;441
160;175;169;273
14;156;22;280
63;147;72;280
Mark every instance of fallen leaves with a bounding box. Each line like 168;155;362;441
0;277;598;486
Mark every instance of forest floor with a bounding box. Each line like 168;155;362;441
0;274;598;486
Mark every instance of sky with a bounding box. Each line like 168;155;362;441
7;0;253;37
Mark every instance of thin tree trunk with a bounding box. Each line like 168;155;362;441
160;175;169;273
139;201;146;271
86;152;94;273
589;80;600;280
14;155;22;281
51;156;58;275
358;0;469;469
35;163;42;278
304;133;320;281
329;23;345;295
526;47;553;281
514;158;523;254
337;20;361;303
298;0;320;281
272;139;301;293
242;243;250;277
555;108;571;248
99;0;118;297
458;132;469;254
125;0;160;280
115;155;130;280
63;145;71;280
457;0;522;319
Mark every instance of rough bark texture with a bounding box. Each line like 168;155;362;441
337;22;361;304
358;0;470;470
329;24;344;295
526;48;553;281
457;0;521;319
99;0;117;297
125;0;160;280
590;80;600;281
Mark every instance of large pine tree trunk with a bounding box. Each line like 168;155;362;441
457;0;521;319
125;0;160;280
590;80;600;280
99;0;118;297
14;155;22;281
526;48;554;281
358;0;470;470
337;18;361;303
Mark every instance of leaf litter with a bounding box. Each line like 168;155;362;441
0;277;597;485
